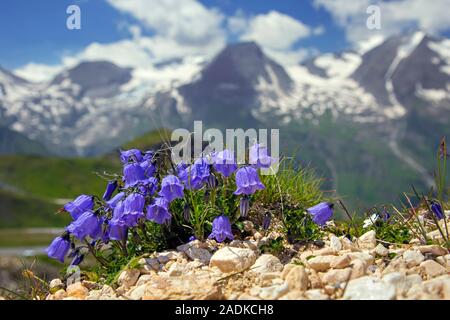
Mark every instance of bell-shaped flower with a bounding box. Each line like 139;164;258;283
239;196;250;218
66;210;103;240
249;144;275;169
120;149;143;164
184;157;211;190
208;215;234;243
123;163;146;188
146;197;171;224
102;180;118;201
307;202;334;226
108;219;128;241
122;193;145;227
106;192;125;209
263;213;271;231
159;175;184;202
431;201;444;220
64;195;94;220
46;236;70;263
139;177;158;196
213;150;237;177
140;159;156;178
234;166;265;195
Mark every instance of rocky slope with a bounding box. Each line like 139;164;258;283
44;218;450;301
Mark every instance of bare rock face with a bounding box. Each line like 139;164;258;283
210;247;257;273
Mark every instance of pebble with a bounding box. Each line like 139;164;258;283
285;266;308;291
304;289;329;300
357;230;377;250
373;244;389;257
209;247;257;273
118;269;140;288
329;235;342;252
343;276;396;300
403;250;425;267
66;282;89;300
420;260;447;278
319;268;352;285
251;254;283;274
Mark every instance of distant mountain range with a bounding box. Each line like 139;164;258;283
1;31;449;206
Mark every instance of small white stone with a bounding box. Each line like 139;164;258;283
259;282;289;300
343;276;396;300
357;230;377;250
402;250;425;267
49;278;63;290
118;269;140;288
304;289;329;300
251;254;283;274
210;247;257;273
374;244;389;257
329;235;342;252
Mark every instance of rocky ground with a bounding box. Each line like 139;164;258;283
43;219;450;301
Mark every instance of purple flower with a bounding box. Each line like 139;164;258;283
46;236;70;263
146;197;171;224
307;202;334;226
70;253;85;266
143;150;154;161
431;202;444;220
185;158;211;190
123;163;146;188
108;219;128;241
139;177;158;196
66;211;103;240
64;195;94;220
234;166;265;195
122;193;145;227
159;175;184;202
213;150;237;177
140;160;156;178
239;196;250;218
120;149;143;164
208;215;234;243
106;192;125;209
183;203;191;222
102;180;118;201
249;144;275;169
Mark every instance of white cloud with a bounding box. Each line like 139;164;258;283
314;0;450;43
240;11;312;50
14;63;64;82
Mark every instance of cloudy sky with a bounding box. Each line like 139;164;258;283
1;0;450;82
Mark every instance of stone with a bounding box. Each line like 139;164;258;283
279;290;305;300
382;272;407;294
329;235;342;252
136;274;154;287
304;289;329;300
319;268;352;285
403;250;425;267
177;241;212;264
100;285;116;298
307;255;335;272
167;262;184;277
243;221;255;232
418;245;448;257
281;264;296;280
66;282;89;300
142;275;223;300
357;230;377;250
259;282;289;300
341;237;359;251
285;266;308;291
343;276;396;300
49;278;63;290
420;260;447;278
330;255;352;269
209;247;257;273
238;293;261;300
260;272;282;287
374;244;389;257
251;254;283;274
156;251;182;263
53;289;67;300
118;269;140;288
128;284;146;300
348;252;374;265
313;247;336;256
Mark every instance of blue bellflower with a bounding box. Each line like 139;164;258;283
106;192;125;209
146;197;172;224
123;163;146;188
208;215;234;243
213;150;237;177
120;149;143;164
185;158;211;190
159;175;184;202
46;236;70;263
66;210;103;240
122;193;145;227
249;144;275;169
102;180;118;201
431;201;444;220
139;177;158;196
307;202;334;226
234;166;265;195
64;195;94;220
239;196;250;218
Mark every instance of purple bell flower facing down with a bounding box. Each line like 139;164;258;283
46;236;70;263
108;219;128;241
122;193;145;227
140;160;156;178
123;163;146;188
106;192;125;209
431;202;444;220
307;202;334;226
70;253;85;266
64;195;94;220
143;150;154;161
146;197;172;224
263;213;271;231
139;177;158;196
208;215;234;243
185;157;211;190
239;196;250;218
234;166;265;195
102;180;118;201
213;150;237;177
66;211;103;240
159;175;184;202
249;144;275;169
120;149;143;164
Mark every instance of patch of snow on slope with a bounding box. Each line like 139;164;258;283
314;52;362;79
428;39;450;75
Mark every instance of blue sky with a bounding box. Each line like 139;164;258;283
1;0;449;81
